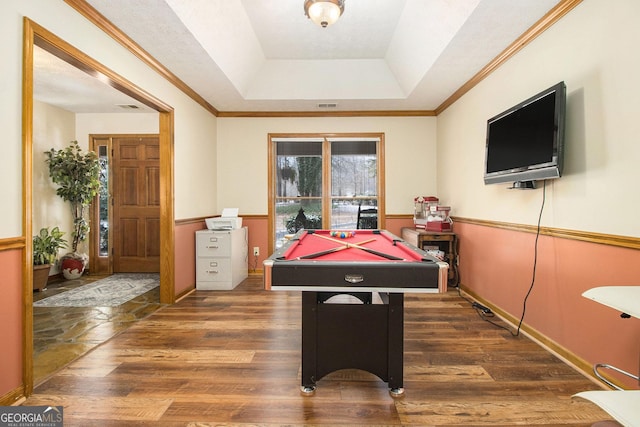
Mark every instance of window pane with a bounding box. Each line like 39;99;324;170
276;140;322;156
271;136;382;248
98;145;109;256
276;141;322;198
331;140;376;155
331;141;377;197
330;199;377;229
274;199;322;248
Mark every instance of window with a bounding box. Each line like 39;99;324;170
90;136;112;276
268;133;384;250
97;145;109;256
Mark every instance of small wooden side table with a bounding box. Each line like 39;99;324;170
401;227;458;286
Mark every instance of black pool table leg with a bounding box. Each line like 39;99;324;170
388;292;405;397
301;292;317;395
300;291;405;397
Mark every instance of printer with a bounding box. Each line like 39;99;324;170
205;208;243;230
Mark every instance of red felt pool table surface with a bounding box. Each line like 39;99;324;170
264;229;448;293
281;229;425;262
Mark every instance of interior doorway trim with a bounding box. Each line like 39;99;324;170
22;18;176;395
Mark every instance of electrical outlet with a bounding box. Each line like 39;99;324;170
253;247;259;256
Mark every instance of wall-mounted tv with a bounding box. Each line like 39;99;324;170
484;81;566;188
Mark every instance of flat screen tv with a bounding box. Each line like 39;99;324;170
484;81;566;188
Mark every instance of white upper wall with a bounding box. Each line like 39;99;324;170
32;101;76;239
437;0;640;237
216;116;437;215
1;0;218;238
6;0;639;238
75;113;159;143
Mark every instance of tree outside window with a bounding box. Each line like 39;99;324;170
270;134;383;250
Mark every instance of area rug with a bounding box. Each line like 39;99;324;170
34;273;159;307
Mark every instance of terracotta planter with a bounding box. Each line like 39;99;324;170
33;264;51;291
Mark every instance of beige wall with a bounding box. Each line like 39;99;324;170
33;101;75;237
437;0;640;389
173;107;218;219
1;0;219;239
5;0;639;399
1;0;219;398
437;0;640;238
75;112;159;143
217;116;437;215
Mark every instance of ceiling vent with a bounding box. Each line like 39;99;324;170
317;103;338;108
117;104;140;109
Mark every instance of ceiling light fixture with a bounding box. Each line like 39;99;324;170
304;0;345;28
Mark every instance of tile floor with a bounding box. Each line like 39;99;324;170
32;275;164;384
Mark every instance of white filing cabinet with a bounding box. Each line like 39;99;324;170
196;227;248;290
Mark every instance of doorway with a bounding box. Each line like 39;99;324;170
90;135;161;275
24;19;176;395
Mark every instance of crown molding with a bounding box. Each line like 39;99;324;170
436;0;583;114
65;0;581;118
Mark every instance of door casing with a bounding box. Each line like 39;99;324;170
89;134;161;275
23;18;176;396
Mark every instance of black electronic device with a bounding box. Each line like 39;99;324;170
484;81;566;188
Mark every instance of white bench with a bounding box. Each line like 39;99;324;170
574;390;639;427
573;286;640;427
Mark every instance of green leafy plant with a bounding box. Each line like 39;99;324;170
45;140;101;253
33;227;68;265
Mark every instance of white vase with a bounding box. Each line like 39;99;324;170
61;254;87;279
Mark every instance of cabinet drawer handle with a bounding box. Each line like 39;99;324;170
209;238;218;242
206;245;219;249
209;262;218;267
206;270;219;274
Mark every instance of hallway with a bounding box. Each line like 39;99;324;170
33;275;163;383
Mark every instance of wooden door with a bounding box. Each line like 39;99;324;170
112;136;160;272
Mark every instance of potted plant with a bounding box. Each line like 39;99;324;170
32;227;67;291
45;140;101;279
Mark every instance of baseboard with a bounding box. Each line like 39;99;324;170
0;385;25;406
459;285;611;390
175;286;195;301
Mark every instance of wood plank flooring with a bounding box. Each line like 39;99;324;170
23;276;613;426
33;275;163;382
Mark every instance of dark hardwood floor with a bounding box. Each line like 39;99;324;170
24;276;612;426
33;274;164;383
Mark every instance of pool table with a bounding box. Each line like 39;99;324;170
263;229;448;396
